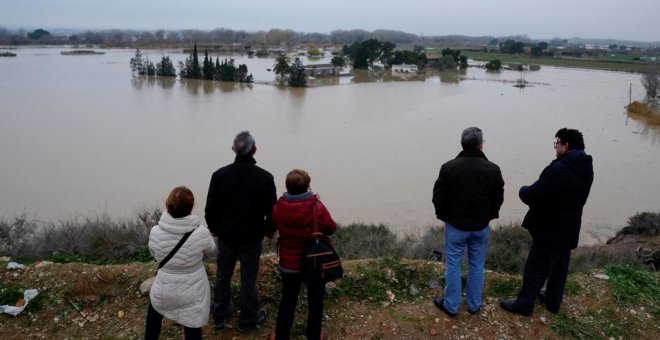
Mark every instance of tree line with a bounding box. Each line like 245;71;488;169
129;44;253;83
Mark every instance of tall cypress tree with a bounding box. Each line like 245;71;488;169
191;43;201;79
202;49;214;80
214;57;221;80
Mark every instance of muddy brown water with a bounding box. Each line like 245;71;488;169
1;47;658;245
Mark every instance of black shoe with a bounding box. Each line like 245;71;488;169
433;297;457;318
499;299;533;316
468;307;480;315
213;303;235;330
237;308;267;333
537;291;559;314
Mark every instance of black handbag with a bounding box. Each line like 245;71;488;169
300;203;343;284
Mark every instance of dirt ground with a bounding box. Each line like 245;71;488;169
1;249;658;339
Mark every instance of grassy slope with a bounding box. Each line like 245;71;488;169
1;256;658;339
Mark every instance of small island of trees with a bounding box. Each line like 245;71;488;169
129;44;253;83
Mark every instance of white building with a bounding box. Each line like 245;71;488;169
391;64;418;73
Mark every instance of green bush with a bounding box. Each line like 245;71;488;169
0;208;160;263
570;246;638;273
486;225;531;274
400;225;443;260
333;224;402;259
0;213;38;258
622;212;660;235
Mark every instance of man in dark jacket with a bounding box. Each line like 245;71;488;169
432;127;504;317
500;128;593;316
206;131;277;331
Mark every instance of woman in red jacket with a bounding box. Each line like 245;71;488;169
270;169;336;340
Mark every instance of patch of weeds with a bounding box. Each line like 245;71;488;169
564;276;581;296
47;251;108;265
0;285;23;305
370;333;385;340
0;285;44;312
606;265;660;304
125;246;153;262
551;312;600;339
337;257;444;304
339;263;388;302
585;307;632;339
25;291;46;312
486;277;521;297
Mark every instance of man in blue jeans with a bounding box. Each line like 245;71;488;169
432;127;504;317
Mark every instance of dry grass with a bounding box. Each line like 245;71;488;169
627;100;660;125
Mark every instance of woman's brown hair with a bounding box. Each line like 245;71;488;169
285;169;311;195
165;186;195;218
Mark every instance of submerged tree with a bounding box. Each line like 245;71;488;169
129;48;155;76
485;59;502;71
459;55;468;69
179;43;202;79
273;54;290;85
287;58;307;87
156;56;176;77
642;62;659;108
129;48;146;75
331;55;345;68
202;49;214;80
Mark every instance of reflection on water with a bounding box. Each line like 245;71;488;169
626;112;660;145
131;76;176;89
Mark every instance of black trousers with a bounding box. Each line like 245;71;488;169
517;240;571;311
275;272;325;340
144;302;202;340
212;240;262;328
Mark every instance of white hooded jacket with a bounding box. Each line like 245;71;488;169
149;212;216;328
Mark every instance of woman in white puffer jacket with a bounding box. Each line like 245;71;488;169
145;186;216;340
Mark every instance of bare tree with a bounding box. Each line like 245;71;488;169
642;62;659;108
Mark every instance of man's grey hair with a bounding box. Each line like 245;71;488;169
233;131;256;155
461;127;483;150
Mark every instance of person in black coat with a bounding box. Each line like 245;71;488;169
205;131;277;331
500;128;593;316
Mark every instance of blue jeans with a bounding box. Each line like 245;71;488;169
443;223;489;314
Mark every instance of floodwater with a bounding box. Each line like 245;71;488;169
1;46;658;245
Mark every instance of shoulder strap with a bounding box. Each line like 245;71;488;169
312;202;318;233
158;230;194;270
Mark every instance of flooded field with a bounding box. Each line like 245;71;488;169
1;46;658;245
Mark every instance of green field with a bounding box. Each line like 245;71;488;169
460;51;650;73
396;43;653;73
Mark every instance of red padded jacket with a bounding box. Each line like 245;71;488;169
273;193;336;272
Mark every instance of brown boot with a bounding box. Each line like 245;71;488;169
266;331;276;340
320;328;328;340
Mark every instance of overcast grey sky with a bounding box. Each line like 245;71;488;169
1;0;658;42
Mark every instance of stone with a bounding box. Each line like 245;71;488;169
593;273;610;280
35;261;54;269
139;277;155;295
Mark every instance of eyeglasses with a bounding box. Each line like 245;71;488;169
554;141;564;147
